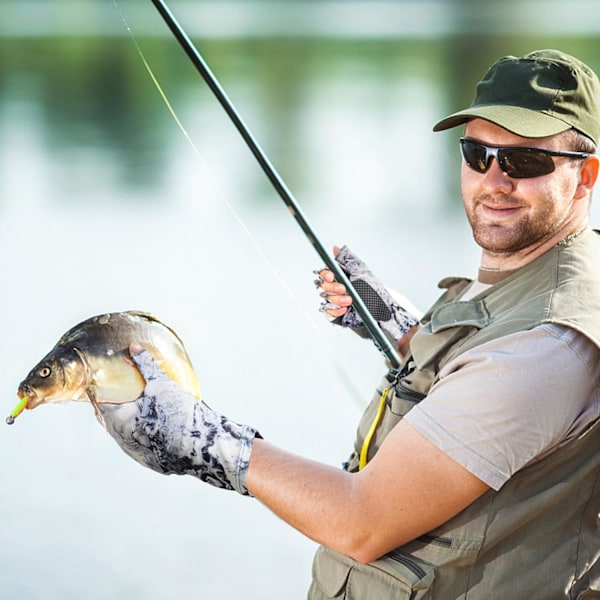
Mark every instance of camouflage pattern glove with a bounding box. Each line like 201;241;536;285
98;347;259;496
319;245;420;346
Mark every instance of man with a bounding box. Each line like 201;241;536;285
100;50;600;598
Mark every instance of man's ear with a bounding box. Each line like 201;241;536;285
575;155;600;199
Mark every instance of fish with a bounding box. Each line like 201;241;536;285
9;311;201;425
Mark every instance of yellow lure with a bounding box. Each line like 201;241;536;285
6;397;28;425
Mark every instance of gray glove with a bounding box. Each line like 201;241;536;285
318;245;419;346
98;347;259;496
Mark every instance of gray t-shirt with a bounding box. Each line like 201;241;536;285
404;323;600;490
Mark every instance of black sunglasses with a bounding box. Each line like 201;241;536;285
459;137;590;179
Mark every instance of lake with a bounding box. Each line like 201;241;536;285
1;2;599;598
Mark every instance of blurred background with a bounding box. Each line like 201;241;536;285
1;1;599;598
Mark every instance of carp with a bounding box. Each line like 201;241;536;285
9;311;201;424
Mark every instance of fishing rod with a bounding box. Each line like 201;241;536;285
148;0;401;369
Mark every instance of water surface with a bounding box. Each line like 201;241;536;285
1;4;599;598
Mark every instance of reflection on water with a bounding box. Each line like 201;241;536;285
1;5;599;599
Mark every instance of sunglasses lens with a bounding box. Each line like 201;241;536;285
460;140;489;173
499;148;555;178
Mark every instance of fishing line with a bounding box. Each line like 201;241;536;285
146;0;401;370
111;0;368;405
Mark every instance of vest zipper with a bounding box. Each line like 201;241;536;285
418;533;453;548
393;380;426;404
386;551;427;579
388;363;427;405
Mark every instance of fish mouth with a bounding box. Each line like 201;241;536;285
16;385;41;409
6;385;44;425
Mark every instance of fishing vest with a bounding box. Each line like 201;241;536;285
308;228;600;600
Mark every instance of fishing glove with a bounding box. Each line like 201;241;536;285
317;245;420;346
98;347;259;496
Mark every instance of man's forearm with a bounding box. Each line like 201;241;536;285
247;439;376;562
246;422;489;564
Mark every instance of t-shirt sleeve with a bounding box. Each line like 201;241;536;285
403;324;600;490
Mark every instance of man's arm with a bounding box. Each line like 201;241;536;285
100;347;489;563
247;419;489;564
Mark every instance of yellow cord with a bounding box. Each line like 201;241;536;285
359;387;389;470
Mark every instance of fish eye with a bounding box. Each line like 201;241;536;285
38;366;52;378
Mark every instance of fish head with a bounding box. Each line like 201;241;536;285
17;346;89;409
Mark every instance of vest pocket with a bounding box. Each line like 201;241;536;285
309;546;436;599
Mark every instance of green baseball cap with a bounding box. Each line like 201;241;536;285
433;49;600;144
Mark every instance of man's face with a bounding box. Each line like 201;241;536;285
461;119;587;257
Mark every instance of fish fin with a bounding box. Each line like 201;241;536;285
87;388;106;431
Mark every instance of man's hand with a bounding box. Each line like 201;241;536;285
98;345;259;495
316;245;421;346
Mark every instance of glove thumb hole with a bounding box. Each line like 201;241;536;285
334;244;350;262
334;245;354;276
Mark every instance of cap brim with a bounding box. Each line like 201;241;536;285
433;105;571;138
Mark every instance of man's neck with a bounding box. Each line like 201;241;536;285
477;267;519;285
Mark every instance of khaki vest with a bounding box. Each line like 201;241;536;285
309;229;600;600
